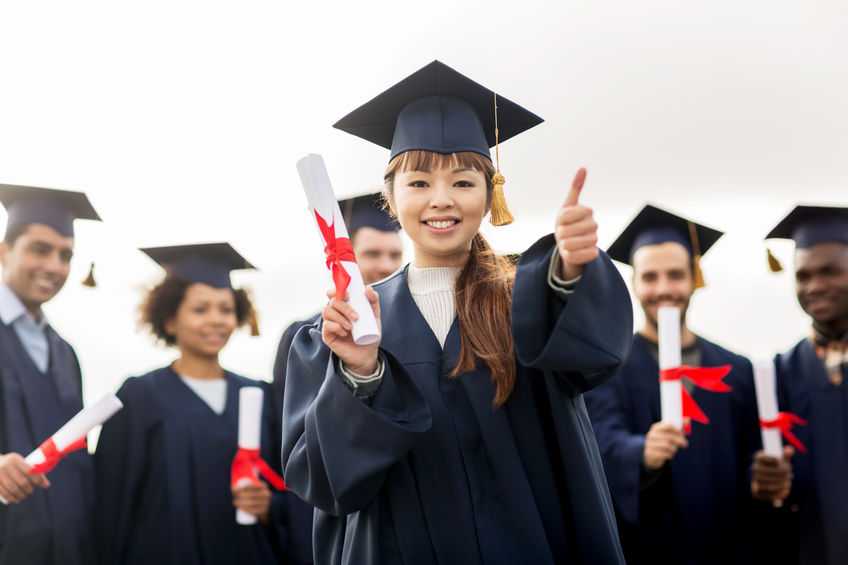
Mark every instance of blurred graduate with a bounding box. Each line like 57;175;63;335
584;205;762;565
751;205;848;565
282;60;634;565
0;185;100;565
94;243;310;565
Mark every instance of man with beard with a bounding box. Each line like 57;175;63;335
0;185;101;565
751;205;848;565
585;204;762;565
269;191;402;564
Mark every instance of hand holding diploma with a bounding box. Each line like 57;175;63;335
297;153;381;346
231;387;285;526
555;168;599;281
322;285;383;376
0;393;122;505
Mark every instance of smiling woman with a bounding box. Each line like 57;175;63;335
92;243;311;565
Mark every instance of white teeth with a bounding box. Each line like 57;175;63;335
426;220;456;229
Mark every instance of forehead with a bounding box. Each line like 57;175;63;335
182;283;235;302
795;242;848;270
632;242;691;273
17;223;75;248
353;227;403;250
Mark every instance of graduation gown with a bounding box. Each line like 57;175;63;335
584;333;761;565
282;235;634;565
0;322;93;565
776;338;848;565
94;367;308;565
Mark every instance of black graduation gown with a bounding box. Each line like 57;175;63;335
94;367;306;565
584;334;761;565
273;314;321;420
776;338;848;565
282;235;634;565
0;322;93;565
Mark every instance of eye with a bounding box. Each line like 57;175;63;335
454;180;474;188
408;179;429;188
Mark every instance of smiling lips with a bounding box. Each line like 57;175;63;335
423;218;460;231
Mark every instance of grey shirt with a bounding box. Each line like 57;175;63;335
0;283;49;372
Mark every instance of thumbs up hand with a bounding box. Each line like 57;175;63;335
555;168;599;280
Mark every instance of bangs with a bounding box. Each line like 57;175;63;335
384;150;493;180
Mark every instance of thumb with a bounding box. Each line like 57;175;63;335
564;167;587;207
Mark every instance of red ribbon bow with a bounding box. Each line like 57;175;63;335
660;365;733;433
760;412;808;454
315;210;356;298
29;436;88;475
231;448;286;492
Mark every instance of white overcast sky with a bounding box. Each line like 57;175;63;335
0;0;846;404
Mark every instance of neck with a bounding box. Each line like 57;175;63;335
172;352;223;380
640;321;697;348
413;245;469;269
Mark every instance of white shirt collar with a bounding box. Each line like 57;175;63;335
0;284;47;328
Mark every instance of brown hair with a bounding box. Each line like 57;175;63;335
384;150;517;405
139;276;256;346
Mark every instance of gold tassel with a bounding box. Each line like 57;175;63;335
247;307;260;337
82;262;97;288
489;93;513;227
688;222;706;289
767;248;784;273
490;172;513;226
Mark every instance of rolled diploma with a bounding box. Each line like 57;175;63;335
296;153;380;346
753;359;783;457
1;393;123;505
658;306;683;429
236;386;263;525
25;393;123;468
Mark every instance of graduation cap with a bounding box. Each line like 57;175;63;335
765;205;848;272
333;60;544;226
339;191;399;235
607;204;724;289
0;184;102;286
140;243;260;335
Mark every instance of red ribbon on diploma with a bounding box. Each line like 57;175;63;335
660;365;733;433
760;412;808;454
315;210;356;298
29;436;88;475
231;448;286;492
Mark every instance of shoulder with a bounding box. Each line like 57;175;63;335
117;367;171;401
227;371;267;389
698;336;751;368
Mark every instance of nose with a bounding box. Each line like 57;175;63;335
44;252;68;276
428;181;455;210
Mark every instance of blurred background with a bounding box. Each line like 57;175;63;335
0;0;845;404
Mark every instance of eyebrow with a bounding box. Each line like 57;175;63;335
452;167;475;173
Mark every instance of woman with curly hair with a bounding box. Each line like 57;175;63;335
94;243;310;565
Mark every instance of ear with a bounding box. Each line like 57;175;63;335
164;316;177;340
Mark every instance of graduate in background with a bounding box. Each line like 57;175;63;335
751;205;848;565
94;243;310;565
0;185;100;565
585;205;762;565
272;191;402;416
282;60;633;565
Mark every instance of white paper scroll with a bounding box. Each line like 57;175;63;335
1;393;123;505
296;153;381;346
236;386;263;525
658;306;683;429
753;359;783;457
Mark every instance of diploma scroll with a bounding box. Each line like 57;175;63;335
658;306;683;429
235;386;263;525
753;359;783;458
296;153;380;346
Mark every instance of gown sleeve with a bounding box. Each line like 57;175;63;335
583;373;646;525
93;377;155;565
512;234;634;394
281;323;432;516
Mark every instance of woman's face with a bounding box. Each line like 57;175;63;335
166;283;238;357
390;165;488;267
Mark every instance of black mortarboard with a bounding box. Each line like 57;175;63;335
766;205;848;248
339;191;399;235
0;184;101;238
334;60;543;161
140;243;255;289
608;204;724;288
333;60;544;227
